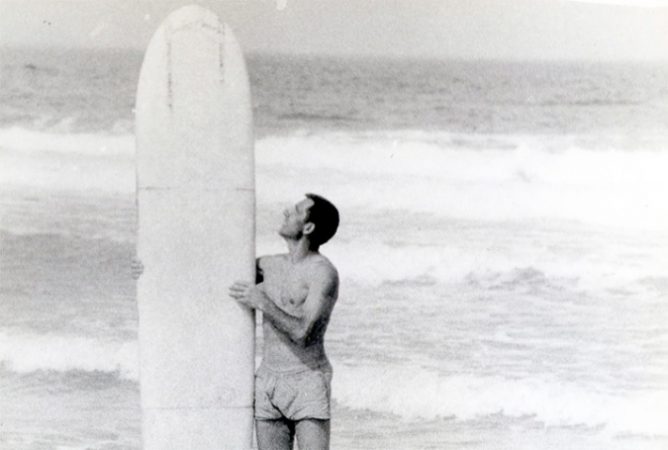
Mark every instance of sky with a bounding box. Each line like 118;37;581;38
0;0;667;61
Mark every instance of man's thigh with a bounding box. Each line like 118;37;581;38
295;419;330;450
256;419;295;450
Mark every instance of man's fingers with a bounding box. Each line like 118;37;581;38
229;291;244;300
229;282;251;301
229;281;251;293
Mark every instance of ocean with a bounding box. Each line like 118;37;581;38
1;47;668;449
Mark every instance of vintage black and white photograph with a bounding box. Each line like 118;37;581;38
1;0;667;449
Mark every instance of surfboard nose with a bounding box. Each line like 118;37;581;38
135;6;253;191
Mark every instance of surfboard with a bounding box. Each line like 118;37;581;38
135;6;255;449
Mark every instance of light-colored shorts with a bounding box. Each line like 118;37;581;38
254;362;332;421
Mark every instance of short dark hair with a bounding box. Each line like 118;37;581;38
305;193;339;247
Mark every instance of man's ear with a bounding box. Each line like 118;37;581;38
303;222;315;236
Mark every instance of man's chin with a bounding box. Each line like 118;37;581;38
278;229;299;240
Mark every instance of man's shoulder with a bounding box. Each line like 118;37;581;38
306;254;338;281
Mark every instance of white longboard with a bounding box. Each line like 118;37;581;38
135;6;255;449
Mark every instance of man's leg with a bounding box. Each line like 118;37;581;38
256;419;295;450
295;419;330;450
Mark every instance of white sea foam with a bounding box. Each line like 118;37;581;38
254;131;668;231
333;363;668;436
0;127;135;193
0;331;138;380
2;126;667;231
0;126;134;157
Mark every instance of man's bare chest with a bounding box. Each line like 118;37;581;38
263;261;309;309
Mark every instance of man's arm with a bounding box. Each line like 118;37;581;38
230;264;338;345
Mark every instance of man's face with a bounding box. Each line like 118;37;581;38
279;197;314;239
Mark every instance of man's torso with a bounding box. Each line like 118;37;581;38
258;254;336;371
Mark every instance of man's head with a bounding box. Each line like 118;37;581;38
304;193;339;248
279;193;339;249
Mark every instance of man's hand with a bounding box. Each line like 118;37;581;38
229;281;266;310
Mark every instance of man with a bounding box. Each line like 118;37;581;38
229;193;340;450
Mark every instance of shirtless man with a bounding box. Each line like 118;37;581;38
229;193;340;450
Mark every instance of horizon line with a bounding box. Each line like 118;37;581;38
2;44;668;65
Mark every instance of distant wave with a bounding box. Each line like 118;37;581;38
539;99;645;107
497;98;646;107
277;112;358;123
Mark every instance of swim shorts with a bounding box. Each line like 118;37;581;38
254;363;333;421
